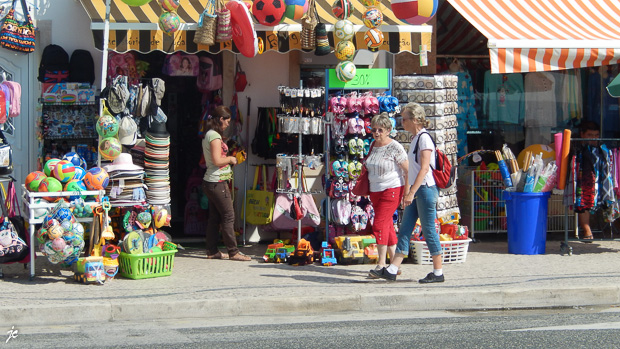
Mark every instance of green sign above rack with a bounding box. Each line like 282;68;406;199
327;68;391;89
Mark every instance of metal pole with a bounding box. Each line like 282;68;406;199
242;97;251;246
298;118;303;244
97;0;112;168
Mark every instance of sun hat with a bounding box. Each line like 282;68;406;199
146;121;169;138
103;153;143;172
118;116;138;146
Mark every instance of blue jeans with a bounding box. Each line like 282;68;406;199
396;185;441;256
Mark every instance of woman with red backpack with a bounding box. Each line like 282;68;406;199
377;103;444;283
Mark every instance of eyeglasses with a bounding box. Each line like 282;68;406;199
371;128;385;134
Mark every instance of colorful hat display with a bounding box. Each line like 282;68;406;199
144;122;171;205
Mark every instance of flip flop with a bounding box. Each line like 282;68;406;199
582;235;593;243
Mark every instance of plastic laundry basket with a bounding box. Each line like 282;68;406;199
503;191;551;255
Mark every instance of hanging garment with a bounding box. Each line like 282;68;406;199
598;145;615;207
483;71;525;124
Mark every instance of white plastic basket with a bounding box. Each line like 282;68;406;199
410;238;471;264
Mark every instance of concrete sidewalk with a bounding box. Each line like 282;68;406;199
1;239;620;326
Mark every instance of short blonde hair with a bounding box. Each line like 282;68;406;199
401;102;429;128
370;112;393;133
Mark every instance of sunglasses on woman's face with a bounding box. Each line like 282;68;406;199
371;128;385;134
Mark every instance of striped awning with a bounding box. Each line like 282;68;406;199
447;0;620;74
79;0;432;54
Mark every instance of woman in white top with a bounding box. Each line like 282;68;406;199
376;103;443;283
365;113;409;280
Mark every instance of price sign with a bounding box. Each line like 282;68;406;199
327;68;391;89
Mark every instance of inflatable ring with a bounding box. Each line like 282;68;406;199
226;0;258;58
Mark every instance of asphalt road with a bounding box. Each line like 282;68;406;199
6;306;620;348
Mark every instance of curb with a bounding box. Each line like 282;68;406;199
4;286;620;326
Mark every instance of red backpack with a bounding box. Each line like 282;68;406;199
413;132;456;189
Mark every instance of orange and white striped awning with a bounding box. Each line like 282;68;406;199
447;0;620;74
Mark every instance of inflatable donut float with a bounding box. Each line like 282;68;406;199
226;0;258;58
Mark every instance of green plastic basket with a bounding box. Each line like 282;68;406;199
118;250;177;280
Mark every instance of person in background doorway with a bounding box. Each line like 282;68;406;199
577;120;600;242
366;113;408;280
380;103;444;283
202;105;250;261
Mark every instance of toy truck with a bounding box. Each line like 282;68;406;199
263;240;284;262
334;235;376;265
320;241;337;266
274;245;295;263
288;238;314;266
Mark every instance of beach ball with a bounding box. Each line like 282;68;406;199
159;11;181;35
25;171;46;192
73;166;87;181
252;0;286;26
53;160;76;183
335;61;356;82
43;159;60;177
160;0;179;12
99;137;122;161
363;7;383;28
283;0;308;20
84;167;109;190
64;180;87;200
38;177;63;202
391;0;438;25
334;19;354;41
121;0;151;5
361;0;379;6
96;114;119;138
364;28;384;49
335;40;355;61
331;0;352;19
62;152;84;168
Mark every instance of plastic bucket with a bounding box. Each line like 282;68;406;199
503;191;551;255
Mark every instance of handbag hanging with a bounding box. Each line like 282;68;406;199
243;165;274;226
0;0;35;53
215;0;232;42
235;61;247;92
194;0;217;46
300;0;317;51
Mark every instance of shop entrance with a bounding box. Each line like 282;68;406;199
0;52;34;197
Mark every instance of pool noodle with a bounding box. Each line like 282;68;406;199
558;129;571;190
554;132;563;179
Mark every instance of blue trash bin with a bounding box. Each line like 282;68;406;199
503;191;551;255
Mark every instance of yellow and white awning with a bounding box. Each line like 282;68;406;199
447;0;620;73
79;0;432;54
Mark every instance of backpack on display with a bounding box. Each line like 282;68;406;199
0;130;12;175
38;44;69;83
330;198;351;225
413;131;456;190
68;49;95;85
107;75;129;115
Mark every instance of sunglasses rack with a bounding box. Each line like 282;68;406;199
277;86;325;112
393;74;461;225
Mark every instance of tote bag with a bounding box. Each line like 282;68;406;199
244;165;274;225
0;0;35;53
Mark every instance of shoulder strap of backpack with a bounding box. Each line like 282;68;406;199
412;131;437;169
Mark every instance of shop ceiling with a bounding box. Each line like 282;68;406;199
79;0;432;55
446;0;620;74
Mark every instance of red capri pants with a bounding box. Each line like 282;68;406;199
369;186;404;246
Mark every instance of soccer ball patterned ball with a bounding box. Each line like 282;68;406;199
25;171;46;192
253;0;286;26
73;166;87;181
363;7;383;28
364;28;384;49
331;0;352;19
53;160;76;183
335;40;355;61
84;167;109;190
334;19;355;41
335;61;356;82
